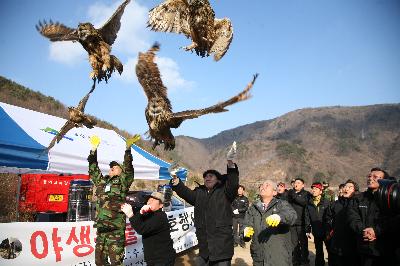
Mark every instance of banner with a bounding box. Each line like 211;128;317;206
0;207;197;266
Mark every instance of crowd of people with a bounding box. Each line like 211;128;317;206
87;137;399;266
238;167;399;266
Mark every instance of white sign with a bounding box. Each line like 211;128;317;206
0;208;197;265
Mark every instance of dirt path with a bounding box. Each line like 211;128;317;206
176;238;327;265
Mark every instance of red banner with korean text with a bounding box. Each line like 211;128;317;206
0;207;197;265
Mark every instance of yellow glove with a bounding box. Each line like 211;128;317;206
89;135;101;151
244;227;254;238
126;134;141;148
266;214;281;227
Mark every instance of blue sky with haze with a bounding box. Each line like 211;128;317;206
0;0;399;139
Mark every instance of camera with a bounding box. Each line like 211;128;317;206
375;179;400;215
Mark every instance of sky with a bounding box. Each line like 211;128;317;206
0;0;399;139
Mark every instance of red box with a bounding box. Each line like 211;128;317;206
19;174;90;213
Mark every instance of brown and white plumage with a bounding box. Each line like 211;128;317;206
36;0;130;85
136;43;257;150
46;88;96;151
148;0;233;61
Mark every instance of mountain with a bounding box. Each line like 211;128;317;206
173;104;400;187
1;75;399;188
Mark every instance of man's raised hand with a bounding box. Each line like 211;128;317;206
126;134;141;149
90;135;101;151
226;141;237;161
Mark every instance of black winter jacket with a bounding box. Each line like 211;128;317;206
171;164;239;261
305;197;330;238
287;188;311;226
276;190;289;201
347;190;382;256
324;196;357;256
232;195;249;218
129;210;176;264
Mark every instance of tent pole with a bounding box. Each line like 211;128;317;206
16;174;21;222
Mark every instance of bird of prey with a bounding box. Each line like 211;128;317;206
46;88;96;151
36;0;130;87
135;43;257;150
148;0;233;61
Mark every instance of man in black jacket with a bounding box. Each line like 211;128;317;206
288;178;311;266
305;182;330;266
232;185;249;248
347;167;391;266
170;142;239;266
121;191;176;266
325;179;360;266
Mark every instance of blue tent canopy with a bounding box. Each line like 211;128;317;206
0;102;186;180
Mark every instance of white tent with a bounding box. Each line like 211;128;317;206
0;102;186;180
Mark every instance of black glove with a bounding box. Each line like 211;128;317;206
87;150;97;164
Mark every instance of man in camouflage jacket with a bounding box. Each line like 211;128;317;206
87;135;139;266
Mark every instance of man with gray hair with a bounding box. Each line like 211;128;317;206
244;180;297;266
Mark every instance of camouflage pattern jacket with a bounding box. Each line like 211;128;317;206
88;149;134;232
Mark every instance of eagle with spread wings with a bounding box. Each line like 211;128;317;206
36;0;130;87
148;0;233;61
136;43;257;150
46;88;96;151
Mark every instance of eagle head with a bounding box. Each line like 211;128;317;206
77;23;96;41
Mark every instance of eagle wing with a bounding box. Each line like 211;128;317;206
46;121;75;151
98;0;131;46
77;87;95;112
148;0;191;37
135;43;170;105
36;20;78;42
170;74;258;128
210;18;233;61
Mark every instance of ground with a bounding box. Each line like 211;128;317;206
176;237;327;265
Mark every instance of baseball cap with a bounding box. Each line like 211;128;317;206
149;192;165;203
311;182;323;190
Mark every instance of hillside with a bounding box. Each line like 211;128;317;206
173;104;400;188
1;75;399;190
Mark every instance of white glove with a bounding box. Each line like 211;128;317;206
169;162;179;184
140;204;152;215
233;209;239;215
226;141;237;160
265;214;281;227
121;203;134;218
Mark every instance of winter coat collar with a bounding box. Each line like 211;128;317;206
254;198;278;213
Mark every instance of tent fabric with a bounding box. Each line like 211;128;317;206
0;102;186;180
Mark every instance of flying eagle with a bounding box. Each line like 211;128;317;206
135;43;257;150
36;0;130;86
148;0;233;61
46;88;96;151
